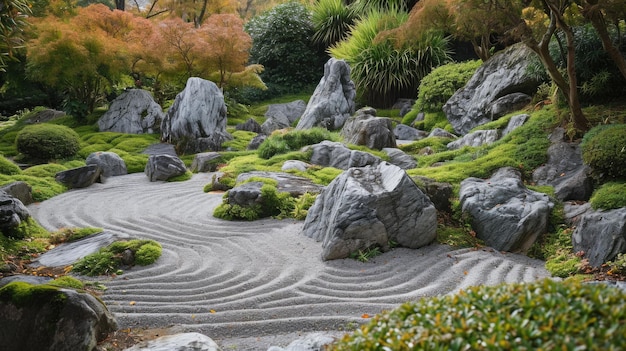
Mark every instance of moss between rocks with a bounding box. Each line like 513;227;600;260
0;281;64;307
72;239;162;276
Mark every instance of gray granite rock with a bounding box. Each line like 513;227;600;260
447;129;499;149
308;141;382;170
144;154;187;182
190;152;223;173
0;181;33;206
296;58;356;130
460;167;553;252
340;107;396;150
572;207;626;267
383;148;417;170
123;333;220;351
55;164;102;189
86;151;127;177
303;162;437;260
98;89;164;134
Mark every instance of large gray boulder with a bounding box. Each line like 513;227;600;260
86;151;127;177
309;141;382;170
447;129;500;150
443;43;540;135
295;58;356;130
236;118;262;134
266;100;306;123
394;124;428;141
0;181;33;205
460;167;554;252
144;154;187;182
383;148;417;170
124;332;220;351
532;141;593;201
0;191;29;234
303;162;437;261
161;77;232;153
340;107;396;150
572;207;626;267
0;282;117;351
189;152;223;173
55;164;102;189
98;89;164;134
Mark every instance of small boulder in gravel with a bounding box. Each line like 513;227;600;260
55;164;103;189
123;333;220;351
190;152;223;173
144;154;187;182
303;162;437;260
572;207;626;267
86;151;127;177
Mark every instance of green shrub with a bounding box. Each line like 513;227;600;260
0;156;21;175
246;2;327;91
589;182;626;210
330;279;626;351
413;60;482;114
291;192;317;220
48;276;85;289
581;124;626;180
607;253;626;276
258;128;335;159
213;203;261;221
15;124;81;162
72;239;162;276
134;242;162;265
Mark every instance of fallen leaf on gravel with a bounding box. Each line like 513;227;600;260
129;301;136;306
210;309;216;314
361;313;370;318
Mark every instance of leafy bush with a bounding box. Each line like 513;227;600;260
589;182;626;210
258;128;335;159
72;239;162;276
246;2;327;92
331;279;626;351
213;181;295;221
581;124;626;181
15;124;80;162
413;60;481;115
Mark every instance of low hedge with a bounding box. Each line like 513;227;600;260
581;124;626;181
15;123;80;162
331;279;626;351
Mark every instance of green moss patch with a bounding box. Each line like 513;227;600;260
590;182;626;210
72;239;162;276
331;279;626;351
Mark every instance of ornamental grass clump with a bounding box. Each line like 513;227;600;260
331;279;626;351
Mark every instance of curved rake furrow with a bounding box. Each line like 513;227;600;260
28;173;551;346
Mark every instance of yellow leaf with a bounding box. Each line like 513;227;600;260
361;313;370;319
210;309;216;314
129;301;136;306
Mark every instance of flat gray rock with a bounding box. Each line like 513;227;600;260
124;332;219;351
30;231;129;268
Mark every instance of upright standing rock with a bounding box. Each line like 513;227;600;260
98;89;164;134
340;107;396;150
303;162;437;260
296;58;356;130
86;151;127;177
443;43;540;135
572;208;626;267
161;78;232;153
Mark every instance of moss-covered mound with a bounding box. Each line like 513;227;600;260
331;279;626;351
72;239;162;276
16;123;81;162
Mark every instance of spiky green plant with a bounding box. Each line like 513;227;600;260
310;0;358;48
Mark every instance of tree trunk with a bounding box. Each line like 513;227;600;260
584;3;626;81
116;0;125;11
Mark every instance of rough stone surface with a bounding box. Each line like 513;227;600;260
236;171;323;197
123;332;220;351
303;162;437;260
267;333;336;351
0;283;117;351
340;107;396;150
489;93;532;121
261;113;291;135
24;109;66;124
0;275;51;289
0;181;33;205
501;113;530;136
383;148;417;170
296;58;356;130
563;201;592;227
282;160;309;172
161;77;232;153
413;176;453;212
236;118;262;134
142;143;177;157
309;141;382;170
447;129;500;150
392;99;415;117
247;134;267;150
394;124;428;141
443;43;540;134
411;112;425;127
532;141;593;201
460;167;554;252
429;128;457;139
572;207;626;267
55;164;102;189
98;89;164;134
0;191;29;233
144;154;187;182
86;151;127;177
267;101;306;123
30;231;130;268
189;152;223;173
